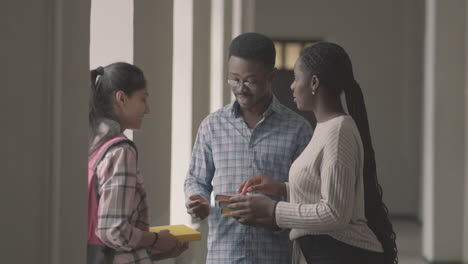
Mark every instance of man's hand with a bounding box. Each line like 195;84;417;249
185;194;210;220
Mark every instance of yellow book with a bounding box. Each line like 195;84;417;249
149;224;202;242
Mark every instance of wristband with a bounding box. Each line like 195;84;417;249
150;232;159;247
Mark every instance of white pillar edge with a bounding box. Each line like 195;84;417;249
171;0;194;226
210;0;225;113
421;0;436;260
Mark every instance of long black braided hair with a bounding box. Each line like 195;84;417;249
298;42;398;264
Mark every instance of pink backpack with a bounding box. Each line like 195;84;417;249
87;137;135;246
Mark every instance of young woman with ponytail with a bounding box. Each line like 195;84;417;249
229;42;398;264
87;62;188;263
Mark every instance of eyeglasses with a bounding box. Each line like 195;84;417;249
227;79;259;91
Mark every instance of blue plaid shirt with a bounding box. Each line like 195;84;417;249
184;97;313;264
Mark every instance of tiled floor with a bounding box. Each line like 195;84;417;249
393;219;424;264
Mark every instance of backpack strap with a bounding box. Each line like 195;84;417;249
87;136;138;247
90;137;138;172
90;137;138;198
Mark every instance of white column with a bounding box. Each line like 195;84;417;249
230;0;243;102
422;0;436;258
222;2;233;105
171;0;213;222
1;0;90;263
171;0;194;228
133;0;174;226
210;0;226;112
232;0;243;38
422;0;466;262
210;0;234;112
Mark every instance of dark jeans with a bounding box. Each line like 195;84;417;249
297;235;384;264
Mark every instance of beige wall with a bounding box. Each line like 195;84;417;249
2;2;50;262
134;0;174;227
422;0;466;261
465;1;468;260
1;0;90;263
254;0;424;217
463;2;468;262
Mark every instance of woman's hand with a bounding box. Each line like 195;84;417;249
150;230;180;253
237;174;286;197
228;194;279;229
150;242;189;261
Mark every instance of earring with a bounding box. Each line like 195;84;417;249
312;90;316;95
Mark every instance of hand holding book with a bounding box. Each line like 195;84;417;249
148;227;196;261
150;225;201;242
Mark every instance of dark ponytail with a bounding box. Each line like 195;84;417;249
344;80;398;264
88;62;146;155
299;42;398;263
89;66;107;136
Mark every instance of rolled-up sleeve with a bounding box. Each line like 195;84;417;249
95;145;144;251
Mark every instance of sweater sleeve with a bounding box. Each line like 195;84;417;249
275;163;356;231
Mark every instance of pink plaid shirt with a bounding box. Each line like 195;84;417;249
95;140;152;263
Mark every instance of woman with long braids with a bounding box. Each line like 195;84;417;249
228;42;398;264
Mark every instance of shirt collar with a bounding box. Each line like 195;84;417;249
228;95;284;118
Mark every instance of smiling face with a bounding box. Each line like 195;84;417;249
290;59;317;111
115;88;150;130
227;56;274;111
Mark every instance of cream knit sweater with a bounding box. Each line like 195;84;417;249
275;115;383;252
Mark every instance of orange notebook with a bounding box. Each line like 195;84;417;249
149;224;201;242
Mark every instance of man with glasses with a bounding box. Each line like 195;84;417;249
184;32;313;264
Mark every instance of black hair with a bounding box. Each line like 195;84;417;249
228;32;276;69
89;62;146;155
299;42;398;264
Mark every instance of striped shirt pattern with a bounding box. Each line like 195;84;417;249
276;115;384;253
185;97;313;264
96;142;153;264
